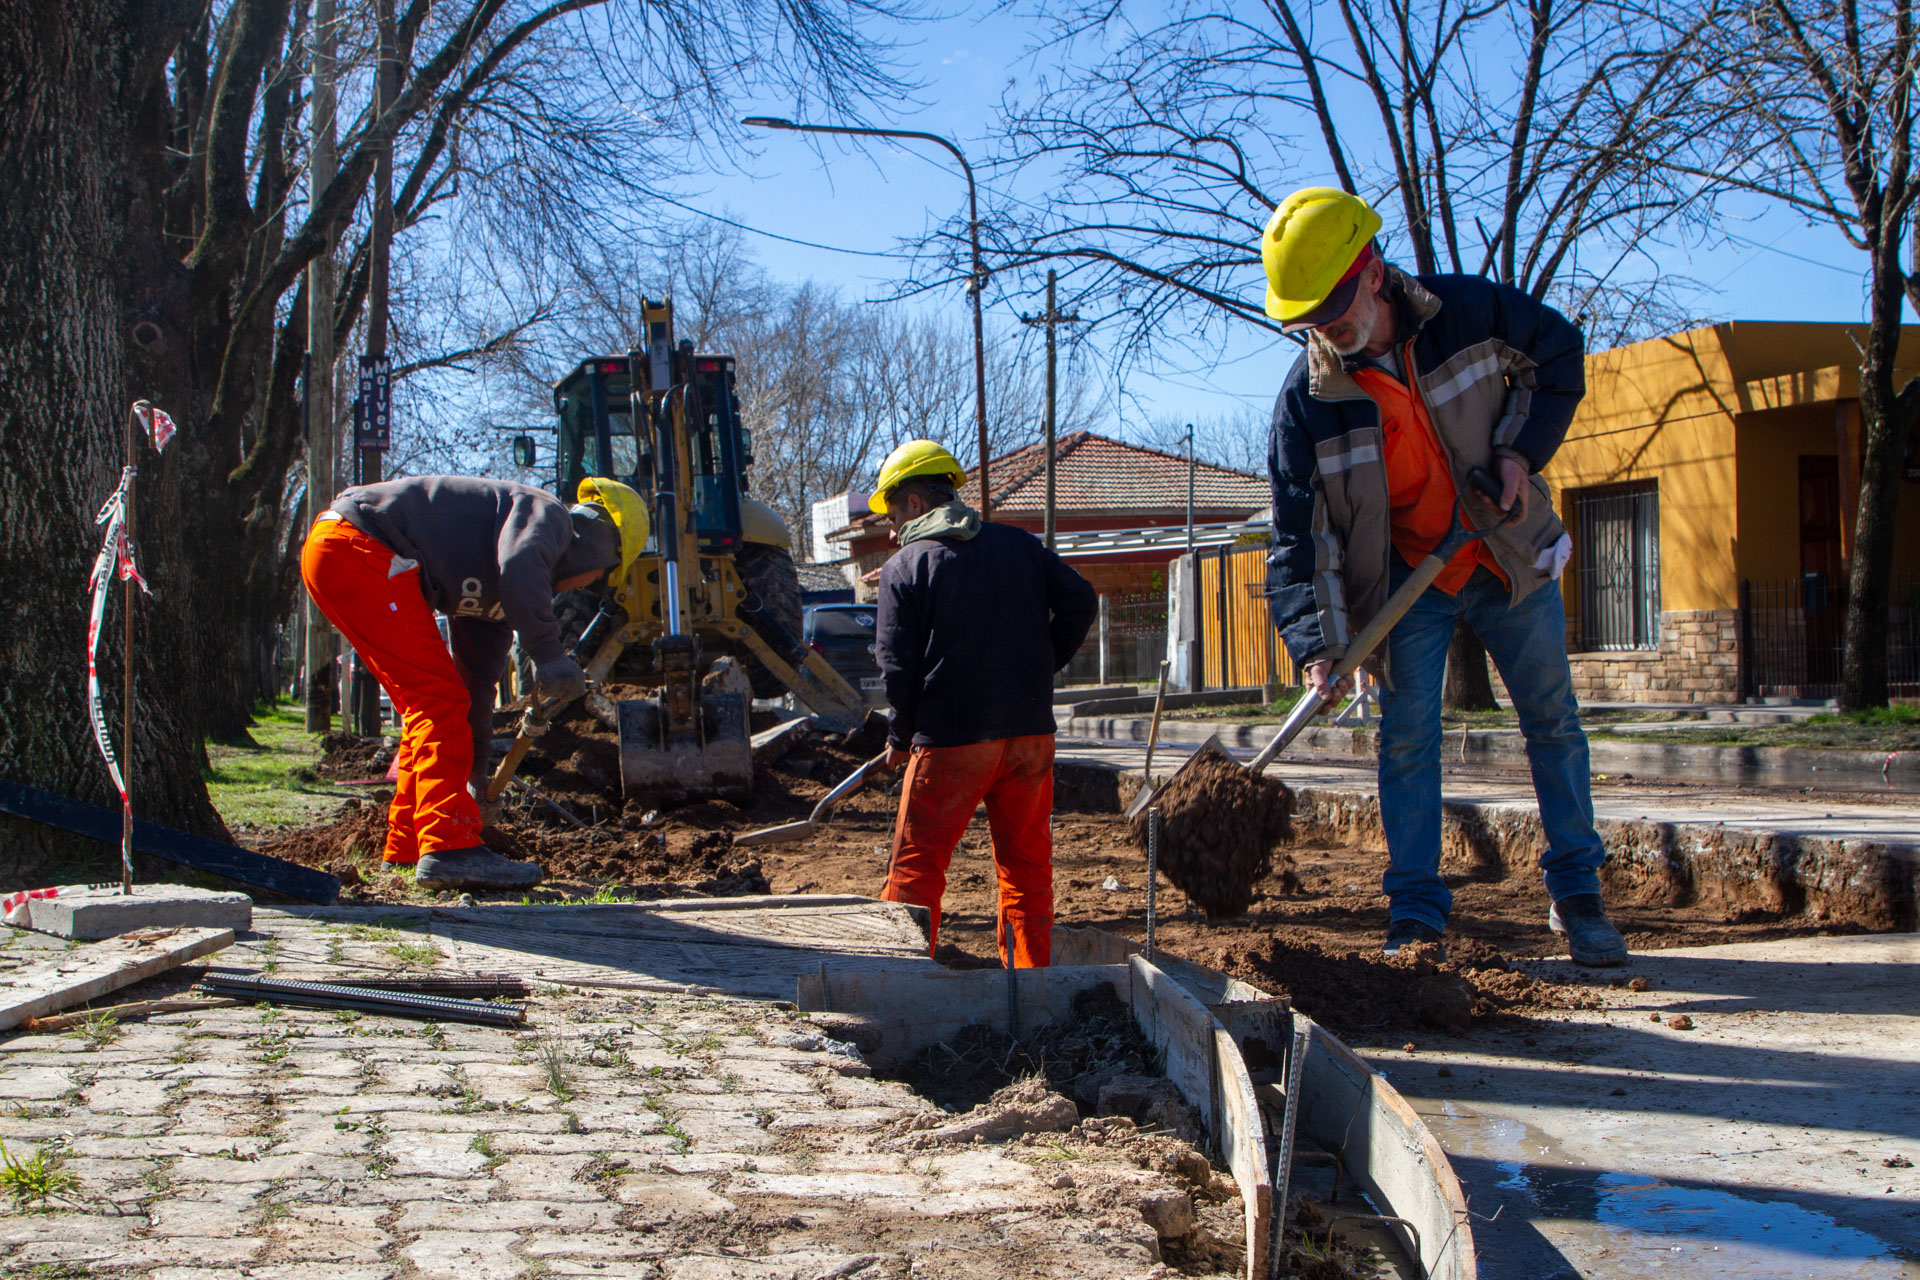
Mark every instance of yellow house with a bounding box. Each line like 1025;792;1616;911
1545;322;1920;703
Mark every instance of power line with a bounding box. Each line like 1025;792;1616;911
646;191;918;260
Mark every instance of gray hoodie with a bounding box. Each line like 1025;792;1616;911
330;476;578;664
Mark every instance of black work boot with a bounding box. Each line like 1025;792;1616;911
1382;918;1446;962
1549;893;1629;966
415;846;545;891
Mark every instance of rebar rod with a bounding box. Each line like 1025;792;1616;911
196;973;525;1026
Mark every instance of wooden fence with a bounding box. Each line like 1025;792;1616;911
1196;543;1298;691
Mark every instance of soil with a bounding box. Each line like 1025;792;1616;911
260;706;1873;1039
312;731;390;781
1128;745;1293;920
882;984;1165;1115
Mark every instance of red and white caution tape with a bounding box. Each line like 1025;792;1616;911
131;399;176;452
2;886;58;927
84;402;177;840
87;468;146;809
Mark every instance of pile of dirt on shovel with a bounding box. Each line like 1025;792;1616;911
1128;748;1293;920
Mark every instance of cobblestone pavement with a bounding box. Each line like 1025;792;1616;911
1;909;1222;1280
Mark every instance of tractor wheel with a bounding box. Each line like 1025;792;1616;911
734;543;805;700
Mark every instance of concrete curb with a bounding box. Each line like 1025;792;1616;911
1059;713;1920;793
1051;760;1920;933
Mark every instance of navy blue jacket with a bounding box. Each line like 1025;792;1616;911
1267;270;1584;666
875;522;1098;749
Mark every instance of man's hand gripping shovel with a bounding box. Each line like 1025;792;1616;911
1132;465;1522;809
484;606;629;805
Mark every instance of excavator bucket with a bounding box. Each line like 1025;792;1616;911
616;659;753;803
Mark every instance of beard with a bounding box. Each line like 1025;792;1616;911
1322;290;1381;357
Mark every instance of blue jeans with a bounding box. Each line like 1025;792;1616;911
1375;557;1604;931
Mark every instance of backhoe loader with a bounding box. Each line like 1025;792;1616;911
488;297;868;804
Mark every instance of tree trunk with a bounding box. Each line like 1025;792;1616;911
0;0;226;885
1840;249;1910;711
1443;620;1500;712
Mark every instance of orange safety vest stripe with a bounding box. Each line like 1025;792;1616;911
1352;345;1507;596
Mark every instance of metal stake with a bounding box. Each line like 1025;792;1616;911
1269;1022;1312;1277
1146;806;1160;963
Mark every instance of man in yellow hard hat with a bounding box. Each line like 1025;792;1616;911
868;440;1098;968
1260;187;1627;967
303;476;642;890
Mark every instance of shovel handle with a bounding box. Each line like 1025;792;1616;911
1247;467;1511;775
484;628;629;803
1142;660;1171;783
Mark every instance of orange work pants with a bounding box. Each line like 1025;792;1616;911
882;734;1056;968
300;517;483;864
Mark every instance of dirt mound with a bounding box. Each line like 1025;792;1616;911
254;693;881;901
1204;932;1605;1035
252;801;390;885
313;732;390;781
1129;748;1292;919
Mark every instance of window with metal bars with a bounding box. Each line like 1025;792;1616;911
1574;481;1660;651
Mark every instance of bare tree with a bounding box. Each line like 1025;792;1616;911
1700;0;1920;707
977;0;1729;704
0;0;912;866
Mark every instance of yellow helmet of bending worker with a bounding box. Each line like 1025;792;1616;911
869;440;967;514
1261;187;1384;329
574;476;650;585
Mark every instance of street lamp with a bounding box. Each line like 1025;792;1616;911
743;115;992;514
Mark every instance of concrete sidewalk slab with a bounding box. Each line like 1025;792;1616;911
1367;933;1920;1279
25;883;252;940
1060;711;1920;793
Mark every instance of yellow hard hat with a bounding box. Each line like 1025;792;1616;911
870;440;966;514
1261;187;1384;329
575;476;650;583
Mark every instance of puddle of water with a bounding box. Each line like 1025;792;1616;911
1434;1106;1920;1279
1502;1163;1910;1276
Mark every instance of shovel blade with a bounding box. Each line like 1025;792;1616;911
731;819;817;848
1125;733;1236;818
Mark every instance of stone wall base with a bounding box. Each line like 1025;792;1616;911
1566;608;1740;704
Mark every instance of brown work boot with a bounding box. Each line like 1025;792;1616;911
415;846;544;890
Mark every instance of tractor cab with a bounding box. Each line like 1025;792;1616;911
552;354;750;552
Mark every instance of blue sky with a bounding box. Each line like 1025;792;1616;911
674;3;1881;438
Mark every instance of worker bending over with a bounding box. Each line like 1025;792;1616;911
301;475;640;890
1261;187;1628;966
872;441;1098;968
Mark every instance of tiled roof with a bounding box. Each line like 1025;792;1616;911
957;431;1267;516
795;561;854;593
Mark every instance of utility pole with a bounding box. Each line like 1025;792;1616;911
349;0;397;734
1185;423;1199;692
1020;269;1080;549
303;0;338;734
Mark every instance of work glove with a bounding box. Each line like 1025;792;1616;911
534;656;587;704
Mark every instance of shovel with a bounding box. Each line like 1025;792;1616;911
732;752;889;847
1124;660;1174;819
1135;466;1519;810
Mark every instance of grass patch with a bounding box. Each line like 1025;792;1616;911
202;703;362;828
386;941;441;966
535;1028;575;1102
70;1011;121;1051
0;1140;78;1210
1590;705;1920;750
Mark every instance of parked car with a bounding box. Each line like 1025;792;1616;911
803;603;885;706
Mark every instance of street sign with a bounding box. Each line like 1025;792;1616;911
352;355;392;450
